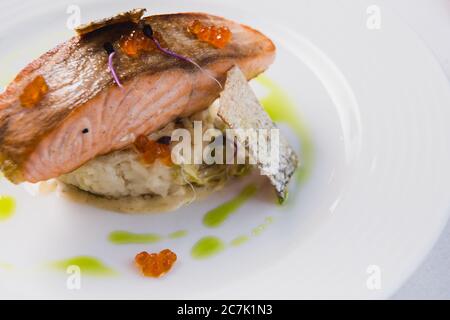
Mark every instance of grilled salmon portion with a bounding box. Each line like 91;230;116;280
0;12;275;183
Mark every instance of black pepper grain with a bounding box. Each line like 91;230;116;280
157;136;171;145
103;42;115;55
143;24;154;39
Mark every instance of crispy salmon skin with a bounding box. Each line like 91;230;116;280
0;11;275;183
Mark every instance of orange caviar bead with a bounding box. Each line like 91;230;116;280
135;249;177;278
119;30;155;57
141;142;172;166
188;20;204;35
197;27;212;42
160;249;177;267
135;251;150;266
188;20;232;48
208;27;219;42
214;27;232;48
19;75;49;108
134;134;150;153
134;135;173;166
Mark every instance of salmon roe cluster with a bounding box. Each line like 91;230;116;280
188;20;232;48
119;29;156;56
134;134;172;166
119;30;168;57
135;249;177;278
19;75;49;108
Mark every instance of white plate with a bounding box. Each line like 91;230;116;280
1;0;450;299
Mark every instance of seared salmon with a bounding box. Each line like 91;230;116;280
0;11;275;183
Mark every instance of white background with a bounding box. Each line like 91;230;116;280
387;0;450;300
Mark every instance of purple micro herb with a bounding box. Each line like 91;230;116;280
142;24;222;89
104;42;123;89
108;52;124;89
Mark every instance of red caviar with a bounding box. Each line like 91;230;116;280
119;30;168;57
188;20;232;48
119;29;155;56
19;75;48;108
135;249;177;278
134;134;172;166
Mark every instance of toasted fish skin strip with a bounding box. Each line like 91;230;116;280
75;8;147;36
0;12;275;183
218;66;298;202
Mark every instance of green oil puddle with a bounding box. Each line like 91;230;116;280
257;76;314;184
108;229;188;244
191;236;225;259
192;216;274;259
168;230;188;239
0;196;16;221
230;235;250;247
109;231;162;245
203;184;258;228
0;262;14;271
52;256;115;276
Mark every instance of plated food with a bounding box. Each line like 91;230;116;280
1;0;449;298
0;8;298;213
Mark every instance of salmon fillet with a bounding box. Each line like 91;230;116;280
0;12;275;183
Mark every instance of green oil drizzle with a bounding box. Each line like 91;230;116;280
203;184;258;228
0;196;16;221
257;76;314;184
108;229;188;244
168;230;188;239
52;256;115;276
230;235;250;247
251;216;274;236
191;236;225;259
192;217;274;258
108;231;162;245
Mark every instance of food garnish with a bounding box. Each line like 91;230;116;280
103;42;123;88
134;249;177;278
75;8;146;36
134;134;172;166
19;75;48;108
116;23;222;88
142;24;222;88
118;29;156;57
218;66;299;202
188;20;232;48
